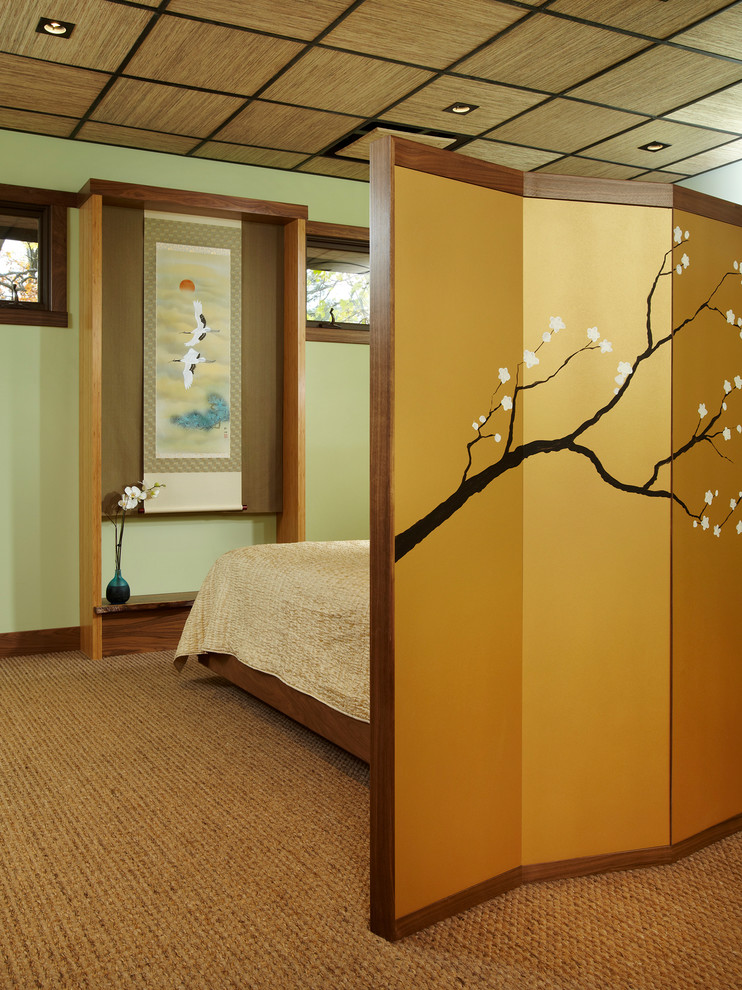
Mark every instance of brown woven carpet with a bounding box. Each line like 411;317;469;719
0;650;740;990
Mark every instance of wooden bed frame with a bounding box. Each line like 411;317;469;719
197;652;371;763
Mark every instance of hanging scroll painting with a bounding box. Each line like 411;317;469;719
142;213;242;512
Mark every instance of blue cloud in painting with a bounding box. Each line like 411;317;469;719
171;394;230;431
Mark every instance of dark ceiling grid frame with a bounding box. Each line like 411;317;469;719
0;0;740;183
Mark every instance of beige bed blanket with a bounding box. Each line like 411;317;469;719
176;540;370;722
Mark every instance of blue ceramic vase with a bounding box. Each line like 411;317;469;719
106;568;130;605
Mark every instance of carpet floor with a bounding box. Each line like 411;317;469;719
0;650;739;989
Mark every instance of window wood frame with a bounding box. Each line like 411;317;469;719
0;183;73;327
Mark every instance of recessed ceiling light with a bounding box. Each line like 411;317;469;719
640;141;671;152
444;102;479;115
36;17;76;38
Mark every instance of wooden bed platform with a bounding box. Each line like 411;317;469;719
198;652;371;763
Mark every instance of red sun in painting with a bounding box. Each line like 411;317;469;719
179;279;195;292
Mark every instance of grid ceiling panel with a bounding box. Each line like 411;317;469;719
567;45;742;117
125;16;304;96
261;48;434;118
322;0;528;70
0;0;151;72
456;15;649;94
91;77;246;138
0;0;740;185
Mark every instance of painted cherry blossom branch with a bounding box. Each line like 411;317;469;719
396;233;742;561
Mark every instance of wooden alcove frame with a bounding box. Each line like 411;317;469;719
78;179;309;661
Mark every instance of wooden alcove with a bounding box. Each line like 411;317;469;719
78;179;308;660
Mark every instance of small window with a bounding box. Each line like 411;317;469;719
1;207;42;304
306;235;370;341
0;187;69;327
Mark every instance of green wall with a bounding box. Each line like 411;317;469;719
0;129;369;634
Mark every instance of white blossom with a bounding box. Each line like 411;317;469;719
735;376;742;390
549;316;565;332
615;374;626;387
735;261;740;271
479;415;486;423
723;402;728;411
617;361;633;377
701;516;710;530
498;367;510;384
587;326;600;342
472;421;479;430
731;498;737;510
698;403;708;418
737;520;742;535
675;264;682;276
693;520;698;528
682;253;690;269
673;226;683;244
494;433;501;442
523;350;539;369
724;379;732;393
727;309;736;324
542;331;551;343
685;231;689;239
737;425;742;433
705;490;714;505
600;340;613;353
714;525;721;537
502;395;513;411
723;427;732;440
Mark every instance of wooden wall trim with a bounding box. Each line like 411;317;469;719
0;627;80;659
306;326;369;345
369;134;397;941
306;220;369;244
390;815;742;940
0;182;77;207
78;192;103;660
390;136;524;196
276;217;306;543
524;172;673;208
79;179;308;222
673;185;742;227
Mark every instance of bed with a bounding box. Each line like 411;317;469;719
174;540;370;762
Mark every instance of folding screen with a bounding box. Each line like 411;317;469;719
371;137;742;940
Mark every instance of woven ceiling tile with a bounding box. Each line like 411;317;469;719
166;0;351;40
668;82;742;134
674;7;742;61
667;138;742;176
488;99;648;153
538;157;645;180
216;101;362;154
91;78;245;137
457;15;648;93
0;51;106;116
457;140;561;171
546;0;733;39
322;0;527;69
568;46;742;116
193;143;307;168
0;107;75;138
125;16;303;95
298;158;370;181
262;48;433;118
76;121;199;154
382;77;544;136
637;171;689;184
582;119;738;169
0;0;152;71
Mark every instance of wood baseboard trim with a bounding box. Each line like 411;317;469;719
390;815;742;940
0;626;81;658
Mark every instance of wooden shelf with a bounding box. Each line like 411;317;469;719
94;592;197;615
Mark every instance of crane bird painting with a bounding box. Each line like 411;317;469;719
183;299;222;347
172;347;215;390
